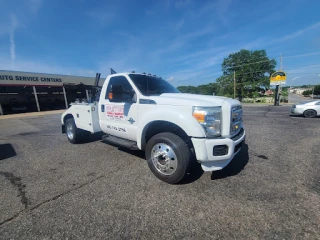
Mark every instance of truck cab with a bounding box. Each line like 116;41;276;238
61;72;245;184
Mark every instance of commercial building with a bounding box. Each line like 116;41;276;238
289;88;312;95
0;70;104;115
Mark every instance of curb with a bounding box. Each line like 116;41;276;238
0;110;65;120
242;103;292;106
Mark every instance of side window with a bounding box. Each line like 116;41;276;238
106;76;134;101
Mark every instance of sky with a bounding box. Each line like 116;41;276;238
0;0;320;87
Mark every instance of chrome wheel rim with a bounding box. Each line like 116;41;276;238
66;122;74;139
151;143;178;175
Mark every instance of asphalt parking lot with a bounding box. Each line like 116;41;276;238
0;105;319;240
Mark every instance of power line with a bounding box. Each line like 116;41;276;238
283;52;320;58
231;64;320;77
285;64;320;70
225;59;275;69
224;51;320;70
271;48;320;55
285;72;320;74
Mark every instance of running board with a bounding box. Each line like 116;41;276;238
102;134;139;150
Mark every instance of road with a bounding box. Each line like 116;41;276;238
288;93;311;104
0;106;319;239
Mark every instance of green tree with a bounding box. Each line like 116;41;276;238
281;88;289;98
197;83;219;95
252;91;259;101
302;90;312;96
215;75;234;96
177;86;199;94
313;85;320;95
221;49;277;100
177;82;220;95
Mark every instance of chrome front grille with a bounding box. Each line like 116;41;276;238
230;105;243;135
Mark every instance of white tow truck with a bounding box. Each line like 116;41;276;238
61;71;245;184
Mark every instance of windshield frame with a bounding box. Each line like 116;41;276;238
128;74;180;96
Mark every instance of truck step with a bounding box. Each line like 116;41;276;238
102;134;139;150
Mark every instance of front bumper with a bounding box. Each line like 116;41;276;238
290;108;302;115
191;128;246;172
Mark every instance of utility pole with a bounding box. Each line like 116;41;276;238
233;71;236;99
275;53;283;106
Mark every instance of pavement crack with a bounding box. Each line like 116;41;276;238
0;161;136;227
29;174;106;211
29;162;135;211
0;210;24;227
0;171;30;209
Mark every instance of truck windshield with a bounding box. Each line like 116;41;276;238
129;74;180;96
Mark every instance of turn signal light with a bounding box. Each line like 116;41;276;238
193;112;205;123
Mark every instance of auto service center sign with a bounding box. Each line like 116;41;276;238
0;70;100;87
0;71;64;86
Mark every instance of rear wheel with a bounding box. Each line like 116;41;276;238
145;132;192;184
303;109;317;118
65;118;84;144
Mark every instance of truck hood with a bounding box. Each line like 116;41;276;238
147;93;238;107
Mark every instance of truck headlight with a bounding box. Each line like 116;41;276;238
192;106;221;137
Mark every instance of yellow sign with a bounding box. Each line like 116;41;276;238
270;71;286;86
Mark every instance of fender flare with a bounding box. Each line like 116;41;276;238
136;108;205;149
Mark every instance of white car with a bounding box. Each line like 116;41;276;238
291;100;320;118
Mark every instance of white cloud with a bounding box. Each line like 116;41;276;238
167;76;174;82
175;0;191;8
0;57;97;77
28;0;43;14
283;51;320;59
86;11;116;28
145;9;155;16
9;32;15;61
272;21;320;44
175;19;185;31
284;63;320;86
9;15;18;62
196;0;233;25
0;0;43;68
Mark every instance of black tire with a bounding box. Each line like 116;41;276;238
145;132;192;184
65;118;83;144
303;109;317;118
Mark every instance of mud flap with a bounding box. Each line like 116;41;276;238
62;125;66;134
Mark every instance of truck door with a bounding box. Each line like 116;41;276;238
99;76;139;141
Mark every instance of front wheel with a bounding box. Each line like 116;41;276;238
303;109;317;118
145;132;192;184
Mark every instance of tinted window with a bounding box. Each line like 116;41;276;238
106;76;134;100
129;74;179;96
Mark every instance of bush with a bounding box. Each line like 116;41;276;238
303;90;312;96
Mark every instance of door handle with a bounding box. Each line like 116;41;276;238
101;104;105;112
